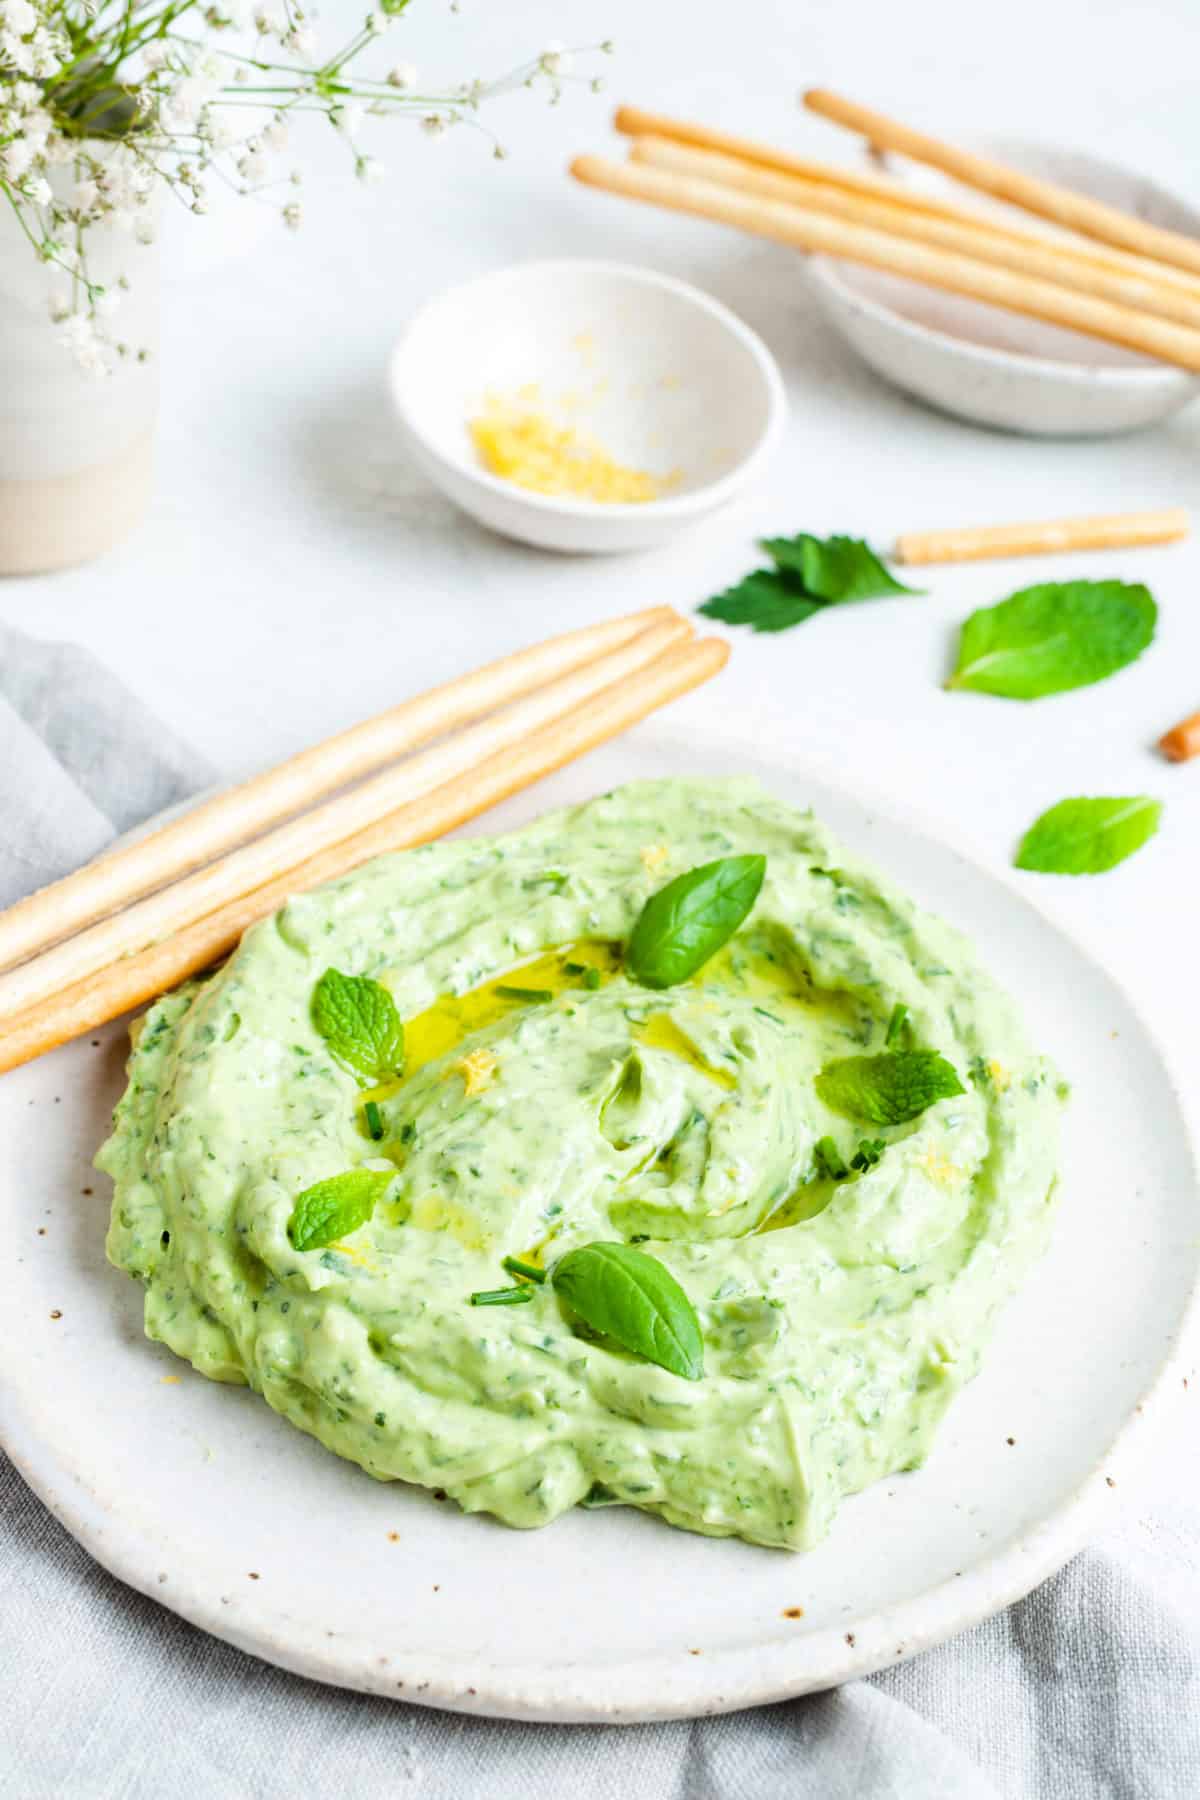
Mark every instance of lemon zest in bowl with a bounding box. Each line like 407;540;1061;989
469;397;673;504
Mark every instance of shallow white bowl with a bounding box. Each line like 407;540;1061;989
388;260;785;552
807;136;1200;436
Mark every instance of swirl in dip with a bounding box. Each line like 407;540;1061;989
99;778;1063;1551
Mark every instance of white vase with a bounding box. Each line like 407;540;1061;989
0;160;159;577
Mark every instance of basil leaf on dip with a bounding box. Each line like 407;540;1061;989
627;854;766;989
552;1242;704;1381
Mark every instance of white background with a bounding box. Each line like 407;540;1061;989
2;0;1197;1492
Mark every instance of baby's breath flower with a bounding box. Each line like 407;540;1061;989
332;102;365;139
2;137;34;180
2;2;608;369
540;40;571;77
4;0;38;34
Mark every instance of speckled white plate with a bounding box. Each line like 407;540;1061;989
2;724;1197;1723
807;136;1200;436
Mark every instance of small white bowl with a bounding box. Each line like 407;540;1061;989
388;259;785;552
807;136;1200;437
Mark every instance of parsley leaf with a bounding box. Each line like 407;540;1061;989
287;1168;394;1252
698;568;826;633
816;1050;965;1125
1015;795;1162;875
312;967;404;1085
947;580;1156;700
762;533;919;603
699;533;916;633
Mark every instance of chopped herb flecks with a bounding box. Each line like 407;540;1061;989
469;1285;536;1307
502;1256;547;1285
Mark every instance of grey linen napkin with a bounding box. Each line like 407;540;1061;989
1;625;1196;1800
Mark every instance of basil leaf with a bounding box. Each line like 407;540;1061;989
816;1050;965;1125
947;579;1156;700
627;854;766;989
1015;795;1162;875
699;568;826;634
312;966;404;1084
762;533;919;603
552;1241;704;1381
287;1168;394;1252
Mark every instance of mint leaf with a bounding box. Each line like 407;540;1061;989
552;1242;704;1381
816;1050;965;1125
698;568;826;633
1015;795;1162;875
627;854;766;989
762;533;919;603
312;967;404;1085
948;580;1156;700
288;1168;394;1252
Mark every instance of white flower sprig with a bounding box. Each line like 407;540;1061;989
0;0;611;371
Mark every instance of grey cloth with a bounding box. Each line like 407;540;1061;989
0;627;1193;1800
0;623;210;907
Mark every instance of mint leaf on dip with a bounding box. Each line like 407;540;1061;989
627;854;766;989
312;967;404;1084
947;579;1156;700
552;1242;704;1381
762;532;919;603
1015;795;1162;875
816;1050;965;1126
288;1168;394;1252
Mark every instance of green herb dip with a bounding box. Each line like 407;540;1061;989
98;778;1063;1551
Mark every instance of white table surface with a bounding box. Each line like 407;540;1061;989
2;0;1198;1526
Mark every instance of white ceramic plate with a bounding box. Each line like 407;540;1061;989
2;724;1197;1723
